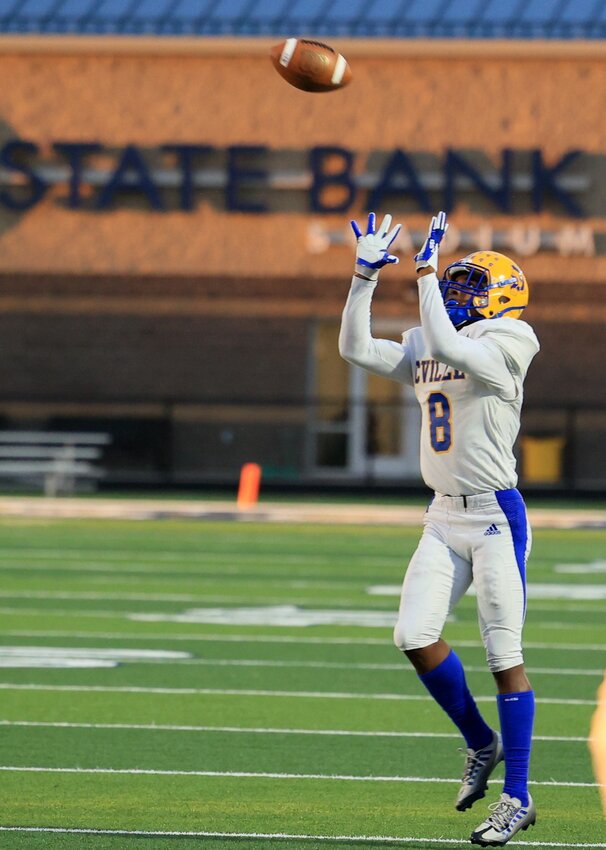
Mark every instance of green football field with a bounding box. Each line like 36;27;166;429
0;513;604;849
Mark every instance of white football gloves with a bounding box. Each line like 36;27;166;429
414;210;449;274
351;212;401;281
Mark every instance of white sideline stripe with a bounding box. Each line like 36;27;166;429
0;828;603;848
0;765;601;788
3;630;606;652
0;683;596;705
0;720;589;743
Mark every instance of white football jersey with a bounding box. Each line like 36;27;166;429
339;274;540;495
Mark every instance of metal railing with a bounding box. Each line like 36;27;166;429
0;398;604;492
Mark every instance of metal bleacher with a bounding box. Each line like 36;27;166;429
0;431;111;496
0;0;603;38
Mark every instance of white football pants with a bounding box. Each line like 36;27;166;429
393;490;531;672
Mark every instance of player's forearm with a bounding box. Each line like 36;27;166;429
417;271;469;367
338;276;379;366
339;276;409;378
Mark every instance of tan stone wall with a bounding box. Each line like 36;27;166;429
0;37;604;283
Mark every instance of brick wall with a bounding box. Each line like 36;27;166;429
0;271;603;406
0;309;308;402
0;39;602;283
0;38;602;483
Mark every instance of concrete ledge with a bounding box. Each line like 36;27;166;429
0;495;603;529
0;35;604;60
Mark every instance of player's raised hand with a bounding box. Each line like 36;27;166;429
414;211;448;273
351;212;401;281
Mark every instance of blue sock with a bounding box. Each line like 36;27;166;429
497;690;534;807
419;650;494;751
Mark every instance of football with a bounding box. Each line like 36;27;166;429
270;38;352;93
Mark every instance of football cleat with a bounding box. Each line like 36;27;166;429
439;251;529;328
456;731;504;811
470;792;536;846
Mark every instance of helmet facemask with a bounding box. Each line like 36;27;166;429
439;263;490;329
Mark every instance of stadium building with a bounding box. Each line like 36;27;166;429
0;0;605;491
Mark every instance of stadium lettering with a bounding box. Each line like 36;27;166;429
309;146;584;216
307;221;598;258
0;139;586;217
0;141;47;210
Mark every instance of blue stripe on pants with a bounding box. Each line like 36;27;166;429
495;488;529;614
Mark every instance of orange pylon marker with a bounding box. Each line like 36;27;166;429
237;463;262;510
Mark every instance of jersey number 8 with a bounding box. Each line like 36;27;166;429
428;392;452;453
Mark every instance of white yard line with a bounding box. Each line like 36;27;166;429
0;645;602;676
0;683;596;705
534;622;606;631
524;603;606;613
2;629;606;652
2;588;604;605
5;603;606;632
369;584;606;602
0;629;393;644
0;598;389;612
0;547;402;565
0;548;194;560
0;591;357;604
0;560;360;588
0;548;409;573
167;658;604;677
0;827;603;848
0;765;600;788
0;607;129;619
0;647;189;660
0;720;590;743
